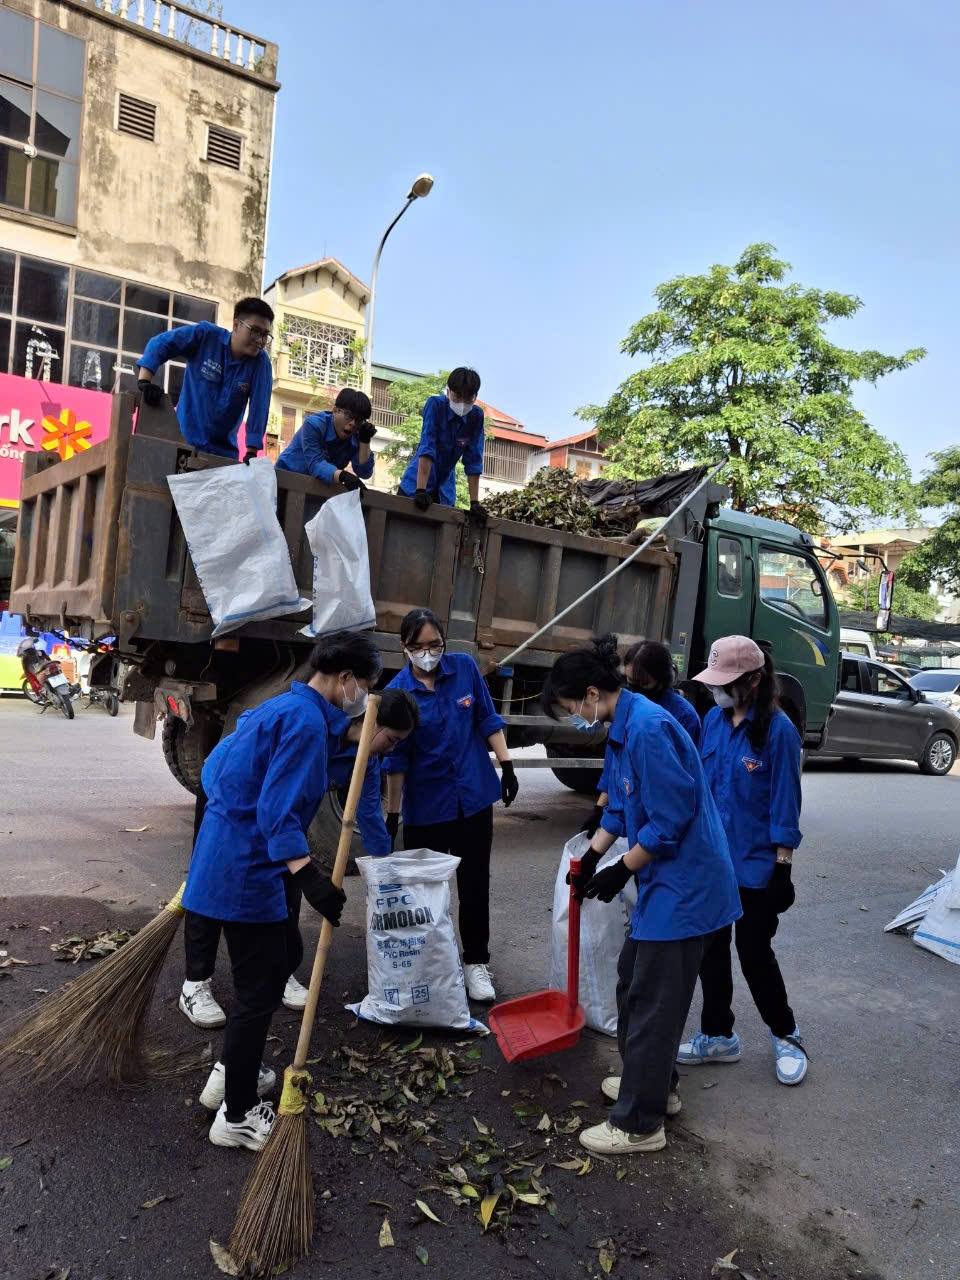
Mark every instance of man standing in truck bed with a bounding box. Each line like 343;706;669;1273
398;367;488;520
136;297;274;461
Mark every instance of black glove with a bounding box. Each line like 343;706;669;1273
291;861;346;926
500;760;519;807
767;861;796;914
413;488;433;512
338;471;366;492
356;421;377;444
385;812;400;852
583;857;634;903
580;804;604;839
242;448;258;465
566;847;601;900
470;500;488;525
138;379;163;408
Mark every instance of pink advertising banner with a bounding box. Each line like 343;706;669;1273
0;374;114;507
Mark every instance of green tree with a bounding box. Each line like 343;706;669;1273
578;244;924;533
842;572;938;622
381;372;493;510
899;447;960;595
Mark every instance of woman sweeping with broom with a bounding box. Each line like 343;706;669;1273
184;629;383;1152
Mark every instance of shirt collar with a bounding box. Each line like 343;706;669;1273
397;652;452;691
606;687;634;746
290;680;351;735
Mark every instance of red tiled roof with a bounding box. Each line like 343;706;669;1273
491;425;547;447
479;399;523;428
544;428;599;450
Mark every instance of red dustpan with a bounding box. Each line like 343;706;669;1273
489;857;586;1062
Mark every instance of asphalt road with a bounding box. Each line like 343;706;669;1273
0;697;957;1280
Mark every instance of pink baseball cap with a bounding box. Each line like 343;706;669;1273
693;635;765;686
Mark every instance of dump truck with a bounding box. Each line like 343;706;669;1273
9;393;841;857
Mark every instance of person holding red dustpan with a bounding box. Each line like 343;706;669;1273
542;635;741;1156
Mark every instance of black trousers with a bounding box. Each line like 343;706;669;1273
403;806;493;965
186;877;304;1119
699;884;796;1040
612;934;706;1136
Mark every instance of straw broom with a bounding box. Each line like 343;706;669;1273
0;884;186;1088
230;694;381;1277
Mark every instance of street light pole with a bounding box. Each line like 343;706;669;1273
363;173;434;395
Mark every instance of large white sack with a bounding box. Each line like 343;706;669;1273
167;459;309;637
914;853;960;965
549;832;635;1036
301;489;376;638
347;850;488;1032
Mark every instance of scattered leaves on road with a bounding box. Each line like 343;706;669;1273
0;1156;13;1172
208;1239;240;1275
378;1217;394;1247
480;1192;501;1231
415;1245;429;1264
713;1249;740;1274
140;1193;179;1209
51;930;135;963
415;1199;444;1225
598;1237;617;1272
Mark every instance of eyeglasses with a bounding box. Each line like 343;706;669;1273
238;319;272;346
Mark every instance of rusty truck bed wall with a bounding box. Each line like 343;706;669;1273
10;396;677;665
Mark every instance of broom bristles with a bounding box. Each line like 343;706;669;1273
230;1067;315;1277
0;886;186;1089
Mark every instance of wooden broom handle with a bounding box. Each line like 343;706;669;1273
293;693;381;1069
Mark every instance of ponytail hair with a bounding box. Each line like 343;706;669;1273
737;647;780;753
541;633;623;719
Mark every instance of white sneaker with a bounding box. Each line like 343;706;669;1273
463;963;496;1002
179;979;226;1028
209;1100;275;1151
199;1061;277;1112
282;974;309;1010
601;1075;681;1116
579;1119;666;1155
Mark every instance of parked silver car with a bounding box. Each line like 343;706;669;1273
823;654;960;775
907;668;960;715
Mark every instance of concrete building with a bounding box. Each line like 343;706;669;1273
824;527;960;623
530;426;610;480
0;0;278;398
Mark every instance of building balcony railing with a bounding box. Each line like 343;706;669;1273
77;0;276;79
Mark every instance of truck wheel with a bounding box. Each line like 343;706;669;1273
919;732;956;776
546;744;604;795
162;713;207;796
307;787;365;877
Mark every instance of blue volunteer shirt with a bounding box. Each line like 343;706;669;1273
139;321;272;459
276;411;375;485
598;687;701;793
398;395;485;506
599;690;741;942
183;683;349;923
328;737;390;856
699;705;803;889
382;652;505;825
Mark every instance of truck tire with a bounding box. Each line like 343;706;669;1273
162;713;206;796
546;743;604;795
307;786;366;877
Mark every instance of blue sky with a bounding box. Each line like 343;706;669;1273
230;0;957;475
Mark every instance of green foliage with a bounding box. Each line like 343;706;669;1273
381;372;493;510
485;467;597;534
578;244;924;533
843;572;938;622
899;447;960;595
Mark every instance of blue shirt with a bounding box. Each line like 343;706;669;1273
599;690;741;942
382;652;505;825
398;395;485;506
598;687;701;793
276;411;375;485
183;683;348;923
699;706;803;889
139;322;272;458
327;738;390;856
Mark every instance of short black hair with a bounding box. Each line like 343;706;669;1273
399;607;445;649
309;630;382;681
335;388;372;422
447;367;481;400
541;634;623;719
378;688;420;732
234;297;274;324
624;640;675;696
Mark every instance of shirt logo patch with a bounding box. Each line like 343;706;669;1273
741;756;763;772
200;358;222;381
621;775;634;795
457;695;474;708
239;381;250;393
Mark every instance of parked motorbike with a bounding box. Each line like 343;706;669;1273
18;639;79;720
70;636;121;716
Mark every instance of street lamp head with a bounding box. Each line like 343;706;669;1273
408;173;434;199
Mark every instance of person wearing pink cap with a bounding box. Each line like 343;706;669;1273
685;635;807;1085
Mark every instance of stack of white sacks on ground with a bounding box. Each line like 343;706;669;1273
885;851;960;965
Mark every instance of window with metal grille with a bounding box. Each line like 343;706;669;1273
117;92;156;141
206;124;242;170
284;315;361;389
483;437;529;485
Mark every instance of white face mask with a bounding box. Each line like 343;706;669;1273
712;688;736;709
340;675;368;717
447;390;472;418
406;647;442;673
